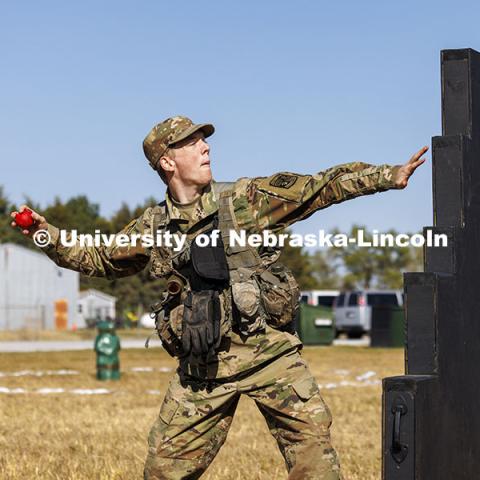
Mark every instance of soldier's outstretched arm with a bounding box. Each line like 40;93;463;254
239;146;428;233
10;205;152;279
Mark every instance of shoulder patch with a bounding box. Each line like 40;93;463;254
255;173;311;202
269;174;298;189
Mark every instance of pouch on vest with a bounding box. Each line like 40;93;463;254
258;263;300;328
190;225;229;285
230;267;266;333
150;298;183;358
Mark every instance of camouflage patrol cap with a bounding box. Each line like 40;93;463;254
143;116;215;170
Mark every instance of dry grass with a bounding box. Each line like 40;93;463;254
0;346;403;479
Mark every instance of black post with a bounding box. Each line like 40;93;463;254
382;48;480;480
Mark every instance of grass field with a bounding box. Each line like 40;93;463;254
0;345;403;479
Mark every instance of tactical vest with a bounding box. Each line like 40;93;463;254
148;182;300;358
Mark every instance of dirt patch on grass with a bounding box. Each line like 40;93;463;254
0;328;153;342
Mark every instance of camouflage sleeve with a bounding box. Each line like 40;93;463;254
40;208;153;280
234;162;401;232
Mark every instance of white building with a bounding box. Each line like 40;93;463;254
77;289;116;326
0;243;79;330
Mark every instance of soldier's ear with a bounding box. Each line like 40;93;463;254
159;155;175;173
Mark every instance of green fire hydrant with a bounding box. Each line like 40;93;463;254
94;321;121;380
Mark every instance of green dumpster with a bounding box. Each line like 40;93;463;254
370;305;405;347
297;303;335;346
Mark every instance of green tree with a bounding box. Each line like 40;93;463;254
132;196;158;218
0;187;32;248
43;195;110;233
308;249;342;289
110;202;132;232
330;225;423;289
278;236;318;290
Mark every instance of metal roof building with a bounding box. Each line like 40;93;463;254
0;243;79;330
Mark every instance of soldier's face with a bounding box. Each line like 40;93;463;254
168;131;212;186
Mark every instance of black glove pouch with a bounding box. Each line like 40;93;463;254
182;290;222;357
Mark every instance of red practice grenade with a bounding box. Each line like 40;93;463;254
15;208;35;229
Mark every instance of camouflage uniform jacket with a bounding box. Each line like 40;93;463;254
42;162;401;379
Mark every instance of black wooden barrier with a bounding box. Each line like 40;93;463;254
370;305;405;348
382;48;480;480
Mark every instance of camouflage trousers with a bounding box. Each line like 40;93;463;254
144;349;342;479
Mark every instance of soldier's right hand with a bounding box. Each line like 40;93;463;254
394;146;428;188
10;205;48;237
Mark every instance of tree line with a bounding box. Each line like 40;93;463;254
0;186;422;317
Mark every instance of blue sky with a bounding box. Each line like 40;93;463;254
2;0;480;237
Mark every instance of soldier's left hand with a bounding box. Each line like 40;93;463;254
395;146;428;188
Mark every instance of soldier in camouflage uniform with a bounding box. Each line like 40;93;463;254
11;116;427;480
